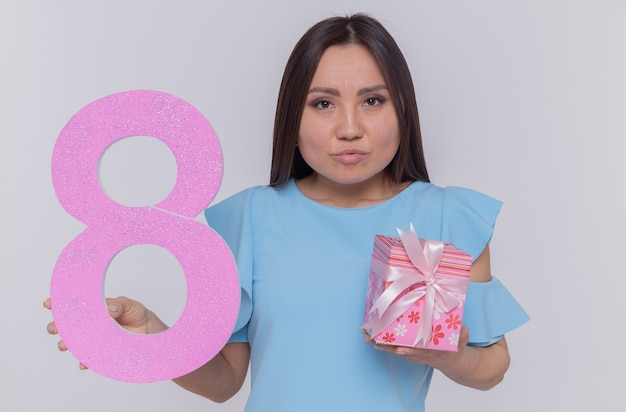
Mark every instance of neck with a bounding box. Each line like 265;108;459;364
296;173;410;208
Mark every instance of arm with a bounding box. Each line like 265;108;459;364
430;330;509;390
45;296;250;402
173;342;249;402
366;245;511;390
431;245;510;390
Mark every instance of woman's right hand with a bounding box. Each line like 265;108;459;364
44;296;169;367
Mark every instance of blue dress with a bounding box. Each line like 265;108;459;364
204;179;529;412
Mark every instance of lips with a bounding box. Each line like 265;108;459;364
332;149;368;165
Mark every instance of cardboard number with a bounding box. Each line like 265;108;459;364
50;90;239;383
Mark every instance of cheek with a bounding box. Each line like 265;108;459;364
296;141;320;166
297;115;314;146
376;124;401;154
379;132;401;167
297;120;327;149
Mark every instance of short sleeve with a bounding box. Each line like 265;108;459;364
464;277;530;346
441;187;503;260
204;188;257;343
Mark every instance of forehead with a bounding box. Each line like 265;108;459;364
311;44;385;86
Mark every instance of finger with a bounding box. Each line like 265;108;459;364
106;296;151;329
47;322;57;335
105;296;136;317
107;302;121;318
57;340;67;352
105;296;127;319
79;363;88;370
43;298;51;310
458;324;470;347
372;343;401;355
389;346;409;356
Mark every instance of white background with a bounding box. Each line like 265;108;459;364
2;0;624;411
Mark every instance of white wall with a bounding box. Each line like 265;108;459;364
2;0;624;411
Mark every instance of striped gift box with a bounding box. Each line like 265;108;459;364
363;233;472;351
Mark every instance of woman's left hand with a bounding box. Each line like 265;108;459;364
363;323;469;368
363;323;509;390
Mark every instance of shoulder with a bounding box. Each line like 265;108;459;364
204;183;298;226
439;186;502;260
207;185;278;211
400;182;502;260
204;185;265;227
401;181;500;207
439;186;503;238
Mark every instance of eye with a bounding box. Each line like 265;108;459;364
313;99;333;109
364;96;385;107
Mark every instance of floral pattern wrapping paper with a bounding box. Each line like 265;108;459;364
363;227;472;351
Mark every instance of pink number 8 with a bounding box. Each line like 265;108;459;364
50;90;239;383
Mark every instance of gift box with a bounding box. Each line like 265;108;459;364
363;225;471;351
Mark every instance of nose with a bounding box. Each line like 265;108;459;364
335;106;363;140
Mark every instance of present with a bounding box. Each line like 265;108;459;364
362;224;471;351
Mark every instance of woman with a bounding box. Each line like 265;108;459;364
46;14;528;411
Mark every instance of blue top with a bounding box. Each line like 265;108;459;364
204;179;529;412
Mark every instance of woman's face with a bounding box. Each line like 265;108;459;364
298;44;400;187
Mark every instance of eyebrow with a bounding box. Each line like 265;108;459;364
307;85;389;96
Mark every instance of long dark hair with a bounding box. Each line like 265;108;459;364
269;14;429;187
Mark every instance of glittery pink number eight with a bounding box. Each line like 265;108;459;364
50;90;239;383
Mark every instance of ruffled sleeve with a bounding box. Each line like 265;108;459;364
439;186;529;344
464;277;530;345
204;188;257;343
440;186;502;260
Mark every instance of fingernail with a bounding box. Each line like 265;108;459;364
108;305;119;313
47;325;55;333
